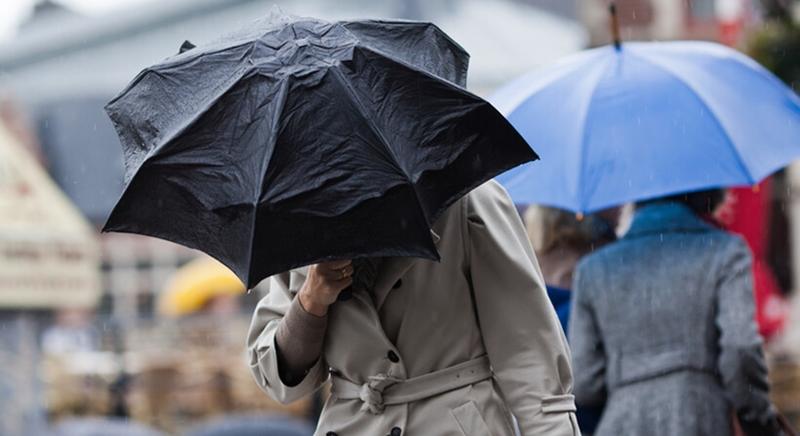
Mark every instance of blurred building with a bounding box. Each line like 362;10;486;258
0;113;100;310
0;0;587;322
0;105;98;436
579;0;762;46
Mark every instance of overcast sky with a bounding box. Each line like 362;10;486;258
0;0;149;42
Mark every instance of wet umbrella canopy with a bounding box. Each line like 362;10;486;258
104;13;536;287
491;40;800;213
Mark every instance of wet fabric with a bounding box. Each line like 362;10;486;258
103;14;536;287
491;41;800;213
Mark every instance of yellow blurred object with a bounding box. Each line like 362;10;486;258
158;257;245;317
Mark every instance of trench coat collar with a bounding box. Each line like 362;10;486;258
371;229;442;310
624;202;714;239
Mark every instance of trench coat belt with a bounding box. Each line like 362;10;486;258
330;355;492;414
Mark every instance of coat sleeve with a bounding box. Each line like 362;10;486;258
715;238;782;435
246;268;328;404
466;181;580;436
569;261;608;407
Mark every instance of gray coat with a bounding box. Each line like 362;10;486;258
569;203;779;436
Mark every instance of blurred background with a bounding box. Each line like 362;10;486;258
0;0;798;434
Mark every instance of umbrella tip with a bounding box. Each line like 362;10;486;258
609;2;622;51
179;40;196;54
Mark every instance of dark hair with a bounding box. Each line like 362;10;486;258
637;188;726;215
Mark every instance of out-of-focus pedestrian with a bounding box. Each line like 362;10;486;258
525;206;619;333
570;189;784;436
248;181;580;436
41;308;99;355
525;206;619;435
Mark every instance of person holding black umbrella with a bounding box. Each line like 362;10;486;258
100;13;578;436
247;181;579;436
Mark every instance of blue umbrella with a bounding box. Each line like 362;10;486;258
491;41;800;213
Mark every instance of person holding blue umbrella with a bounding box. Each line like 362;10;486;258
490;4;799;435
571;187;789;436
490;15;800;214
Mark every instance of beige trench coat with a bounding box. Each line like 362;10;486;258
247;181;579;436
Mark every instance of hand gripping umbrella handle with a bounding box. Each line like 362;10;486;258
337;259;372;301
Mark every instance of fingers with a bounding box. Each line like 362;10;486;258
300;261;354;310
317;261;353;281
321;259;351;270
334;276;353;290
318;270;352;293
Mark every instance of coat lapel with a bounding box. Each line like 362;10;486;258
372;230;441;310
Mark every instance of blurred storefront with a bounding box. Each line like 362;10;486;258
580;0;760;45
0;108;100;434
0;2;582;432
0;0;587;322
0;119;100;309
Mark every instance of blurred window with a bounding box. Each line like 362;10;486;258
136;292;155;319
616;0;654;26
688;0;717;21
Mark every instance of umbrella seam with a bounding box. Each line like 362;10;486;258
139;68;253;166
491;48;606;116
107;39;260;107
628;49;756;185
340;45;503;223
576;53;614;214
341;20;471;84
248;78;292;286
357;45;471;94
329;65;434;227
329;66;410;184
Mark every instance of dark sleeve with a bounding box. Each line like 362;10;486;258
715;239;782;436
247;270;328;403
275;296;328;387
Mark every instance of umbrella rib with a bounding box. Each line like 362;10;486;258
357;45;474;97
330;67;437;224
575;55;614;214
248;78;292;284
341;20;470;86
108;39;259;108
629;50;756;185
140;69;254;166
329;67;410;183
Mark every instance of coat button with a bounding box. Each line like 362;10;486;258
326;432;337;436
390;427;402;436
387;350;400;363
392;279;403;289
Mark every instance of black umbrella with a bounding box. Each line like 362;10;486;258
104;13;537;288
